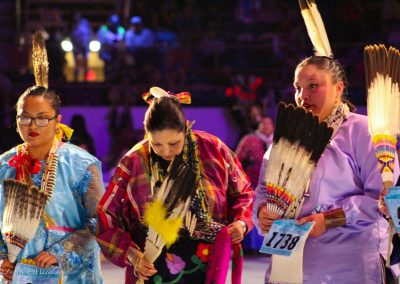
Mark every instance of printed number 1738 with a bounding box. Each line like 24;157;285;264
264;232;300;251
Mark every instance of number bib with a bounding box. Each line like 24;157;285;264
384;186;400;232
260;219;314;256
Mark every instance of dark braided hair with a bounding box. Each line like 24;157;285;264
144;96;186;133
295;56;355;111
16;86;61;115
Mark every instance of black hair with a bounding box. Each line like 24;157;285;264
144;96;186;133
16;86;61;115
71;114;87;133
295;56;356;111
295;56;348;88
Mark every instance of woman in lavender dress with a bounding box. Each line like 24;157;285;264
253;56;399;284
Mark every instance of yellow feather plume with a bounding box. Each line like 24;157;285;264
32;31;49;88
143;200;183;248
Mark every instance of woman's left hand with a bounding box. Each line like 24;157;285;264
296;213;326;237
378;187;390;217
228;221;245;244
34;252;58;268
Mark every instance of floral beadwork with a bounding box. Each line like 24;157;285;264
154;242;209;284
195;243;210;263
165;253;185;274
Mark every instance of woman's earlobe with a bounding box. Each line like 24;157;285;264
336;81;345;96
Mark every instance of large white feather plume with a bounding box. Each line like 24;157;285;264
298;0;332;57
264;103;332;218
3;179;48;263
365;45;400;137
365;45;400;188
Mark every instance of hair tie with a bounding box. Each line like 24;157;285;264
174;92;191;104
56;123;74;141
142;86;191;105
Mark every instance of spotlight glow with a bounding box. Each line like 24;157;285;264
89;40;101;52
61;40;73;52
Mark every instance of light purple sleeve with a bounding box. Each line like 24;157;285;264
251;113;400;234
300;114;399;231
321;115;400;230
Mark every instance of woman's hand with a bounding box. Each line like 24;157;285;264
134;258;158;280
378;187;390;217
228;221;245;244
0;258;15;282
258;206;281;234
128;248;157;281
34;251;58;268
296;213;326;237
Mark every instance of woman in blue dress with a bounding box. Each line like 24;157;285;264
0;86;104;283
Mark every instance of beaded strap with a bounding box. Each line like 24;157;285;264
17;138;59;203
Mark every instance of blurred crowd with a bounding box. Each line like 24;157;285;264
3;0;398;106
1;0;399;155
0;0;400;163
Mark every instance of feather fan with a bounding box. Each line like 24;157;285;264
141;155;197;271
2;179;48;263
298;0;332;57
365;44;400;188
264;102;333;218
32;31;49;88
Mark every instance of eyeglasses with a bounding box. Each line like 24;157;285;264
17;115;57;127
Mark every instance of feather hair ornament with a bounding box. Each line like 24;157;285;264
364;44;400;189
138;155;197;284
32;31;75;143
2;179;49;263
298;0;332;57
32;31;49;88
264;102;333;218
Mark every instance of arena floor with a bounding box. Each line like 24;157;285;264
102;253;268;283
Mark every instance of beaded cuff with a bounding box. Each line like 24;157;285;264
323;208;346;230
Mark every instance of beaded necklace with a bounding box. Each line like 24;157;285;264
324;102;350;137
11;138;59;201
149;126;223;241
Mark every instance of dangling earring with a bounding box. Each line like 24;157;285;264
334;93;341;106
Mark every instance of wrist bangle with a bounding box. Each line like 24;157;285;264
127;247;145;277
237;220;247;233
323;208;346;230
